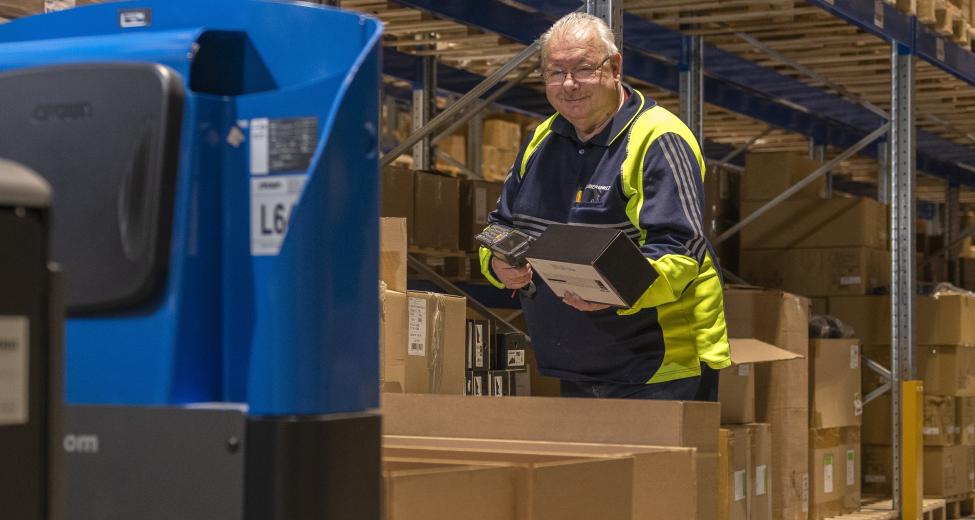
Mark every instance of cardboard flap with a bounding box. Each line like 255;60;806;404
729;338;803;365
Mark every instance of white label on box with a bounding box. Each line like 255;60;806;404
475;187;488;225
873;0;884;28
801;473;809;512
846;450;855;486
473;323;484;368
250;175;306;256
0;316;29;426
969;471;974;484
756;465;767;496
865;474;886;484
507;349;525;367
923;427;940;436
407;297;427;357
850;345;859;369
968;425;974;435
250;118;270;175
472;376;483;396
738;363;751;377
494;375;504;396
527;258;627;307
937;38;946;62
823;454;833;493
839;276;862;286
734;470;746;501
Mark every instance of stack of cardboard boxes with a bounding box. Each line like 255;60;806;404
834;292;975;498
464;320;530;396
481;119;521;182
738;152;890;313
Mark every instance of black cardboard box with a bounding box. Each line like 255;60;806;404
488;370;515;396
465;371;487;396
494;330;528;370
527;223;657;307
465;320;492;371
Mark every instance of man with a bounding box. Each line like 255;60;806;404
478;12;730;401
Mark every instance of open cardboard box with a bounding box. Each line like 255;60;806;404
720;338;804;424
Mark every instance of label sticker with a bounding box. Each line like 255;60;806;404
824;454;834;493
507;349;526;367
801;473;809;512
407;298;427;357
846;450;855;486
249;117;318;175
850;345;859;369
738;363;751;377
250;175;306;256
937;38;946;62
873;0;884;28
494;375;504;396
473;323;484;368
119;8;151;28
839;276;862;286
756;465;767;496
734;470;746;501
923;427;940;435
0;316;29;426
854;394;863;417
865;474;886;484
473;375;483;396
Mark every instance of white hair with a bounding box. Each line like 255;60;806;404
539;12;619;65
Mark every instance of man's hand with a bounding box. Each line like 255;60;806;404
491;256;532;289
562;291;610;312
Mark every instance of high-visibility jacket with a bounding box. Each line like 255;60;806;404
479;84;731;384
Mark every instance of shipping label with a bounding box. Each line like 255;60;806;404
408;298;427;357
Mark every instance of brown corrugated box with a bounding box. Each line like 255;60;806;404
382;167;415;244
384;454;633;520
740;197;888;250
742;152;826;202
724;287;810;520
750;424;773;520
381;393;720;519
809;427;860;519
481;145;518;183
809;339;862;429
957;397;975;446
483;119;522;150
381;217;408;292
862;344;975;397
404;292;467;394
720;339;802;425
828;294;975;346
384;436;697;520
460;180;503;251
381;286;408;393
720;427;751;520
383;462;517;520
924;445;975;497
414;171;460;250
862;394;957;446
740;247;890;297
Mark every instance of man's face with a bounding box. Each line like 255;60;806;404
543;32;621;134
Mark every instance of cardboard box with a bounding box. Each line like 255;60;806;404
383;462;517;520
381;217;408;292
809;339;862;429
862;394;958;446
740;197;888;250
381;393;720;519
384;454;633;520
460;180;503;251
924;445;975;497
720;338;802;425
750;424;773;520
481;145;518;183
720;427;750;520
809;427;860;519
381;287;408;393
383;436;698;520
742;152;826;202
740;247;890;297
382;167;415;243
957;396;975;446
405;292;467;394
862;344;975;397
828;294;975;346
465;371;487;396
494;330;528;370
862;445;890;495
466;320;492;371
413;171;460;250
483;119;522;150
527;223;657;307
724;287;811;520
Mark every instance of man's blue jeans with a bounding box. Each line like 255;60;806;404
559;363;720;401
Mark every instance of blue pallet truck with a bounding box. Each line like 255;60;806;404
0;1;383;518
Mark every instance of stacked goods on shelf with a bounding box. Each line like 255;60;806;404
808;339;862;519
832;291;975;499
379;217;468;395
434;131;467;175
738;152;890;300
464;320;529;397
481;118;522;182
383;436;700;520
704;165;741;273
725;287;811;520
917;0;972;45
381;393;720;519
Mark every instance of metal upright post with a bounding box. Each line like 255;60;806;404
946;184;961;284
412;54;436;170
809;139;830;198
889;41;918;518
877;139;890;205
585;0;623;50
679;35;704;143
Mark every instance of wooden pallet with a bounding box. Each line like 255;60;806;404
825;498;948;520
939;491;975;519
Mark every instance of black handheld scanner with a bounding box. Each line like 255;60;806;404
475;223;536;298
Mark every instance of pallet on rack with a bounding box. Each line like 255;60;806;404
938;491;975;519
824;497;948;520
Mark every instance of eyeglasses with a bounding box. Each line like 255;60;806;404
543;56;612;86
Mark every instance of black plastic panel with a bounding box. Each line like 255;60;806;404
0;63;183;313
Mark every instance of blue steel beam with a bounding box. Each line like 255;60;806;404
390;0;975;186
